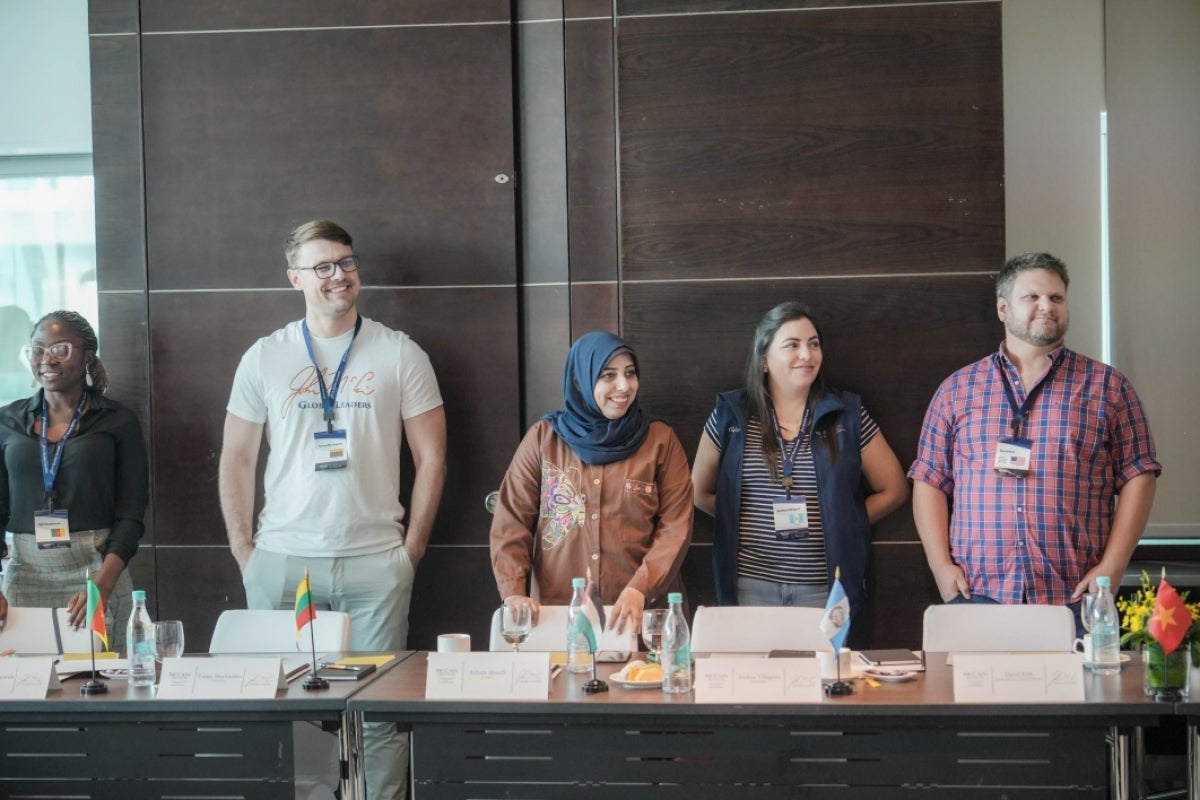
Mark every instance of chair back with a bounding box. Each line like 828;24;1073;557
208;609;351;653
488;605;636;652
921;604;1075;653
0;607;61;654
690;605;832;653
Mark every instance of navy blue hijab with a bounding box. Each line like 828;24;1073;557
544;331;651;465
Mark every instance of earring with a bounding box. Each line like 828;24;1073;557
86;370;94;388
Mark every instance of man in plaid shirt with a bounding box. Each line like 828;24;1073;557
909;253;1160;629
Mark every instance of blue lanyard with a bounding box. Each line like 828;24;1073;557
39;390;89;509
772;405;811;498
302;315;362;433
996;352;1063;439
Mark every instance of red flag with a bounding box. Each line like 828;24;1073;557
1148;578;1189;655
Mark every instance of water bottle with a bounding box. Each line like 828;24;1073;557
126;589;156;687
566;577;591;673
660;592;692;694
1088;576;1121;675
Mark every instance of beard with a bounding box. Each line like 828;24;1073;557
1007;315;1067;347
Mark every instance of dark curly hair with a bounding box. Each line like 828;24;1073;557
32;310;109;395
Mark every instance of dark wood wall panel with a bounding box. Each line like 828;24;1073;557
616;2;1003;281
89;0;138;35
141;23;516;291
89;32;144;290
140;0;509;31
565;15;619;285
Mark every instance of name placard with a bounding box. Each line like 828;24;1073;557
0;657;61;698
156;657;288;699
425;652;550;700
952;653;1085;702
694;657;822;703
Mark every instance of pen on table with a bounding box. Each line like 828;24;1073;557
550;665;563;681
320;663;358;671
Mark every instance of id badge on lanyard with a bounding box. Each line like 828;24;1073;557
34;509;71;549
994;437;1033;477
994;354;1060;479
773;496;810;540
313;429;349;471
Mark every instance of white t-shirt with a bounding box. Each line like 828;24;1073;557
226;317;442;557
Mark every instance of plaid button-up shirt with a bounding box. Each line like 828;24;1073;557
909;344;1161;605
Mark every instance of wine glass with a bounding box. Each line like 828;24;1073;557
1081;593;1095;633
642;609;668;663
500;600;532;652
152;620;185;662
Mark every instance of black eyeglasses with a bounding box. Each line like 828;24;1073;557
23;343;75;362
291;255;360;279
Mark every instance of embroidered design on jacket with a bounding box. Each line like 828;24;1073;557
539;459;586;549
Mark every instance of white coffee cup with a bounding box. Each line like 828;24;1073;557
437;633;471;653
1073;634;1094;662
817;647;852;679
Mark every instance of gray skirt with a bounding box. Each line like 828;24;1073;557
3;530;134;634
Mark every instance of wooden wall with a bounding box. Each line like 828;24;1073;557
90;0;1002;651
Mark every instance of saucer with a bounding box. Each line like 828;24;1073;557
863;668;917;683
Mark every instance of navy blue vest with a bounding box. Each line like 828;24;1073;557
709;389;871;616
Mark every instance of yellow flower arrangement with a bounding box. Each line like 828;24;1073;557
1116;570;1200;653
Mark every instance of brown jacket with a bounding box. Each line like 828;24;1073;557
490;420;693;606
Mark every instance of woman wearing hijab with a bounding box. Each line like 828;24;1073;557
0;310;149;629
489;331;693;634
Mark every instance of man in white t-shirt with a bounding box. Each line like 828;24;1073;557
219;219;446;800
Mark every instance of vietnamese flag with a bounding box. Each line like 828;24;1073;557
1148;578;1190;655
86;579;108;651
294;570;316;639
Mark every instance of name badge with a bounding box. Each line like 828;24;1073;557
994;437;1032;478
34;509;71;550
772;497;809;540
313;429;349;471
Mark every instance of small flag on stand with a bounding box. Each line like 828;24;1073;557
295;570;316;640
1148;576;1189;655
572;569;606;652
819;567;851;651
86;578;108;651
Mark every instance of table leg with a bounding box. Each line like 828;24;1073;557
1189;722;1200;800
1110;725;1136;800
341;710;366;800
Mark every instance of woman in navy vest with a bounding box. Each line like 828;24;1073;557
691;302;907;633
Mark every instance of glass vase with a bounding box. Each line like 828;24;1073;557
1143;642;1190;698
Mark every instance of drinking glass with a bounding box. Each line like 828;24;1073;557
642;609;668;663
500;600;532;652
1081;593;1095;633
152;620;185;662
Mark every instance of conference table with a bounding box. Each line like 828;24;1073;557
348;652;1168;800
0;651;414;800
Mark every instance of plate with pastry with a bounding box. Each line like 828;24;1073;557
611;659;664;689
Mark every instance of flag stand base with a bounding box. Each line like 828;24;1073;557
823;680;853;697
80;679;108;695
582;679;609;694
303;676;330;691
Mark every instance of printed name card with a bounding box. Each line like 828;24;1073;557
952;653;1085;702
694;657;823;703
0;658;61;698
425;652;550;700
156;657;288;699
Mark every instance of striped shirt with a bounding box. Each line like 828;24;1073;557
706;406;879;585
909;344;1161;605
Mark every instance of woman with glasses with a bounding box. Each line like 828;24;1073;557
0;310;148;633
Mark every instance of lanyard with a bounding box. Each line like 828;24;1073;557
772;405;812;498
302;315;362;433
39;390;89;509
996;352;1062;439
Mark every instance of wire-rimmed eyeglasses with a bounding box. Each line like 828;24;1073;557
22;343;75;363
291;255;360;279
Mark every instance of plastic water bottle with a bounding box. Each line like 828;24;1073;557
1089;576;1121;675
126;589;155;687
661;592;692;694
566;577;591;673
